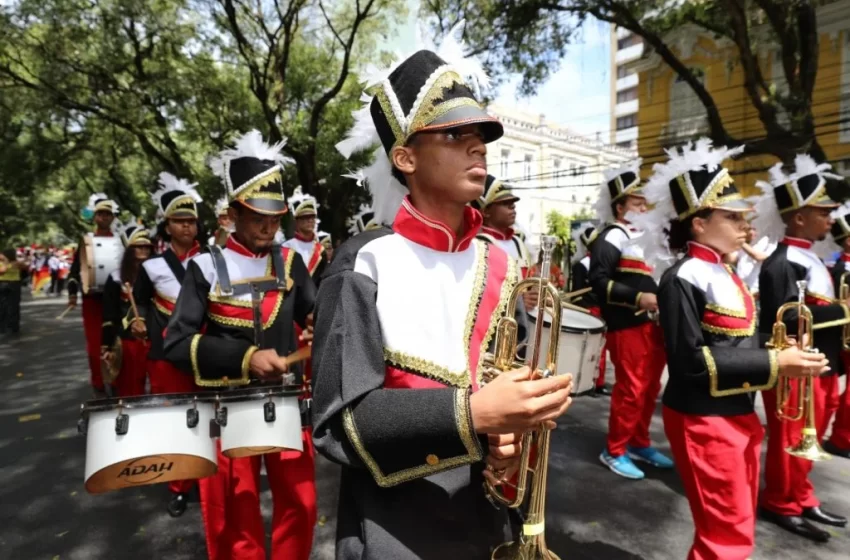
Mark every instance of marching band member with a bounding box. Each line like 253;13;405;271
0;248;27;336
101;218;153;397
473;174;532;278
752;155;849;541
67;194;119;397
570;225;610;396
735;224;775;299
314;31;574;558
589;162;673;479
822;201;850;459
209;197;233;247
317;230;333;263
634;139;828;560
164;130;317;560
282;186;328;283
130;172;203;517
346;202;382;236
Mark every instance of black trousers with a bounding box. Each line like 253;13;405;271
0;281;21;334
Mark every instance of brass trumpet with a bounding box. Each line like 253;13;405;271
765;280;831;462
479;235;566;560
839;272;850;351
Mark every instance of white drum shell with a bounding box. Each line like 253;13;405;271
528;308;606;395
220;395;303;458
84;401;217;494
84;236;123;294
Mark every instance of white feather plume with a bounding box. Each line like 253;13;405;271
570;224;597;265
594;159;642;225
347;203;376;236
209;130;293;196
153;172;203;209
86;192;118;214
214;197;229;216
288;185;318;214
750;174;786;245
826;199;850;251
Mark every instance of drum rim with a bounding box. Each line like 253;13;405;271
80;386;302;415
527;308;607;334
214;385;303;403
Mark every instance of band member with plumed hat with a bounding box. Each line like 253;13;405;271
346;202;382;236
209;197;233;247
752;154;850;542
283;186;328;282
473;174;532;277
67;193;119;397
313;22;574;559
589;160;673;480
129;172;203;516
633;139;828;559
163;130;317;559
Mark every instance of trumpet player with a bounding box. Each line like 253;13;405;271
752;155;850;542
589;161;673;480
100;218;153;397
313;43;574;559
633;140;829;560
823;201;850;459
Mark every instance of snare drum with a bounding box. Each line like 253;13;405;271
80;235;123;294
527;307;607;396
79;393;217;494
215;385;304;459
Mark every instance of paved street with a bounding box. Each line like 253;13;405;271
1;296;849;560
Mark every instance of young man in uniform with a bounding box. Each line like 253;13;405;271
825;202;850;459
163;131;317;560
130;172;203;517
589;163;673;480
474;175;532;278
282;186;328;282
67;194;119;397
314;44;574;558
754;155;849;542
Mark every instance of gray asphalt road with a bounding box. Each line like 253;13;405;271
1;296;848;560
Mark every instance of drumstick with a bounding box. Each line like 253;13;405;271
56;305;74;320
124;282;142;323
279;345;312;369
560;287;592;301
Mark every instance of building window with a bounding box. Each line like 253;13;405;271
841;33;850;143
500;149;510;177
553;158;561;186
668;68;706;141
616;115;637;130
617;34;641;50
617;65;636;79
523;154;532;181
617;141;634;149
570;163;578;177
616;87;638;103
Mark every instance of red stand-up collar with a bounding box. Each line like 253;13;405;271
94;231;113;237
687;242;722;264
392;197;482;253
782;236;813;250
173;241;200;262
841;253;850;263
481;225;514;241
294;232;316;243
226;235;269;258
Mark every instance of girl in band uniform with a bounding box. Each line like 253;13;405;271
634;139;828;560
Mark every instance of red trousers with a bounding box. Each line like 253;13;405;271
664;407;762;560
113;338;149;397
761;374;840;515
82;296;104;391
200;429;317;560
148;358;198;495
829;355;850;450
588;306;608;389
606;321;666;456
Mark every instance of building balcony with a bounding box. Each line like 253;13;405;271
615;126;638;144
615;99;639;117
615;43;643;64
659;115;709;147
616;73;639;91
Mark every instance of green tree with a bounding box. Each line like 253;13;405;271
423;0;842;163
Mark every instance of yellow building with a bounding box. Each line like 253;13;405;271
630;0;850;194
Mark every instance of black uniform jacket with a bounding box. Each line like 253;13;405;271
589;223;657;331
101;271;133;344
311;199;521;559
759;238;850;378
132;244;201;361
660;243;778;416
571;255;598;308
163;235;315;386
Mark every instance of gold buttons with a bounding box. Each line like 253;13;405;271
426;454;439;466
742;382;751;389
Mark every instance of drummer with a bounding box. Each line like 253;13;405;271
130;172;203;517
67;193;119;398
163;130;317;560
101;218;153;397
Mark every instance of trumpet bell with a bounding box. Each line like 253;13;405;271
785;428;832;462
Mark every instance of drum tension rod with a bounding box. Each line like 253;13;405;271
77;403;89;436
215;395;228;427
115;400;129;436
264;394;276;423
186;396;200;429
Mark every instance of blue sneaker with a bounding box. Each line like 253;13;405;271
628;446;674;469
599;449;645;480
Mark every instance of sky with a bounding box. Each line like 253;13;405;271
385;1;612;140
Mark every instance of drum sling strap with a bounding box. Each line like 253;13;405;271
162;249;188;285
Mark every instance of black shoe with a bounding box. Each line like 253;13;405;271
803;506;847;527
167;493;188;518
594;384;613;397
759;508;830;542
823;440;850;459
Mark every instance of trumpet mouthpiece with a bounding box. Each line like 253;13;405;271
540;236;556;252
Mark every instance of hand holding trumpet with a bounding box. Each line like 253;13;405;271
776;334;830;378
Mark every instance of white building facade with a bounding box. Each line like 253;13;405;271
485;104;636;252
611;27;643;149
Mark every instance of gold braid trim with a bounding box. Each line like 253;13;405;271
700;322;756;337
705;303;747;319
606;281;640;309
455;388;483;460
812;303;850;330
154;299;173;317
705;346;776;397
207;290;284;329
616;267;651;276
190;334;203;384
341;402;480;488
